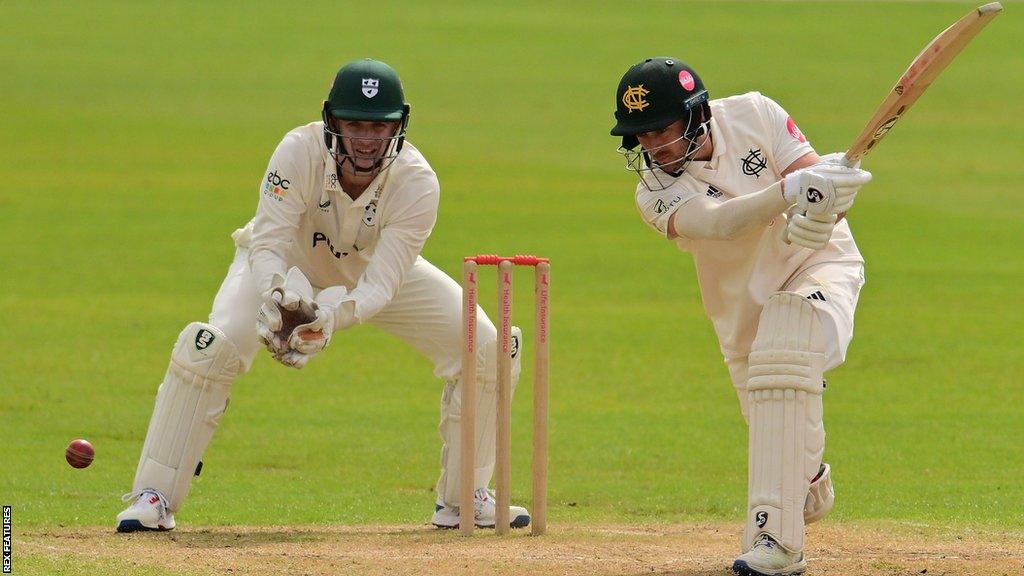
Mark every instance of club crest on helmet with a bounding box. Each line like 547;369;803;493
622;84;650;113
362;78;379;98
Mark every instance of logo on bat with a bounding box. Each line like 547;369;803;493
872;116;901;140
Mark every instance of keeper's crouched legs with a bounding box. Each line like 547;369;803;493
131;323;244;512
436;327;523;506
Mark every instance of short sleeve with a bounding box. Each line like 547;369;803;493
759;95;815;171
634;175;703;238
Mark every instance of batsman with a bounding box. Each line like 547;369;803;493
116;59;530;532
610;58;872;576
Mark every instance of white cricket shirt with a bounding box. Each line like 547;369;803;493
635;92;864;359
234;121;440;323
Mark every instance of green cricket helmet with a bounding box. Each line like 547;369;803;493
611;58;711;190
322;59;411;173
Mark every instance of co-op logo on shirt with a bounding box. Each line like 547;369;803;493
262;170;290;201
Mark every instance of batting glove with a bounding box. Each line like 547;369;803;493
783;164;871;217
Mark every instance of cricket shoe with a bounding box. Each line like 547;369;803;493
431;487;530;529
116;490;176;532
732;534;806;576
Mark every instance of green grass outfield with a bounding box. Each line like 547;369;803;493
3;0;1022;538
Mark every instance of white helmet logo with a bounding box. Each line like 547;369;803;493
362;78;379;98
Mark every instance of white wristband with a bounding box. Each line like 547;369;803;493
782;171;802;205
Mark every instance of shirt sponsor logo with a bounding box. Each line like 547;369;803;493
740;149;767;178
706;185;723;198
654;195;683;215
263;170;290;201
786;117;806;143
313;232;349;259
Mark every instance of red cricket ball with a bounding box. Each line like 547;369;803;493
65;438;95;469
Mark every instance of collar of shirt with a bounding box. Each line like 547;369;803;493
320;150;391;209
685;116;727;176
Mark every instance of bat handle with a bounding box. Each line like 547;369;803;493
840;152;857;168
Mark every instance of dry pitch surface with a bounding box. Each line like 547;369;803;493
19;522;1024;575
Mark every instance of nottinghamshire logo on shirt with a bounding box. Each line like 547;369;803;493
262;170;290;201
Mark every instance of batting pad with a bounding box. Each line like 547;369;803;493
133;322;242;511
436;326;522;506
744;293;826;553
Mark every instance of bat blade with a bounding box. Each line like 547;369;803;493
843;2;1003;166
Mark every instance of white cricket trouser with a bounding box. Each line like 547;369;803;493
727;260;865;416
210;248;496;377
207;248;499;506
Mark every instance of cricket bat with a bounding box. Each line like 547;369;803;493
843;2;1003;166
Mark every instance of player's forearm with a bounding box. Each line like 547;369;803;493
248;248;289;297
672;180;788;240
343;190;437;322
346;229;425;321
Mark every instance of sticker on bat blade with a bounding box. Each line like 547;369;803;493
872;116;900;140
